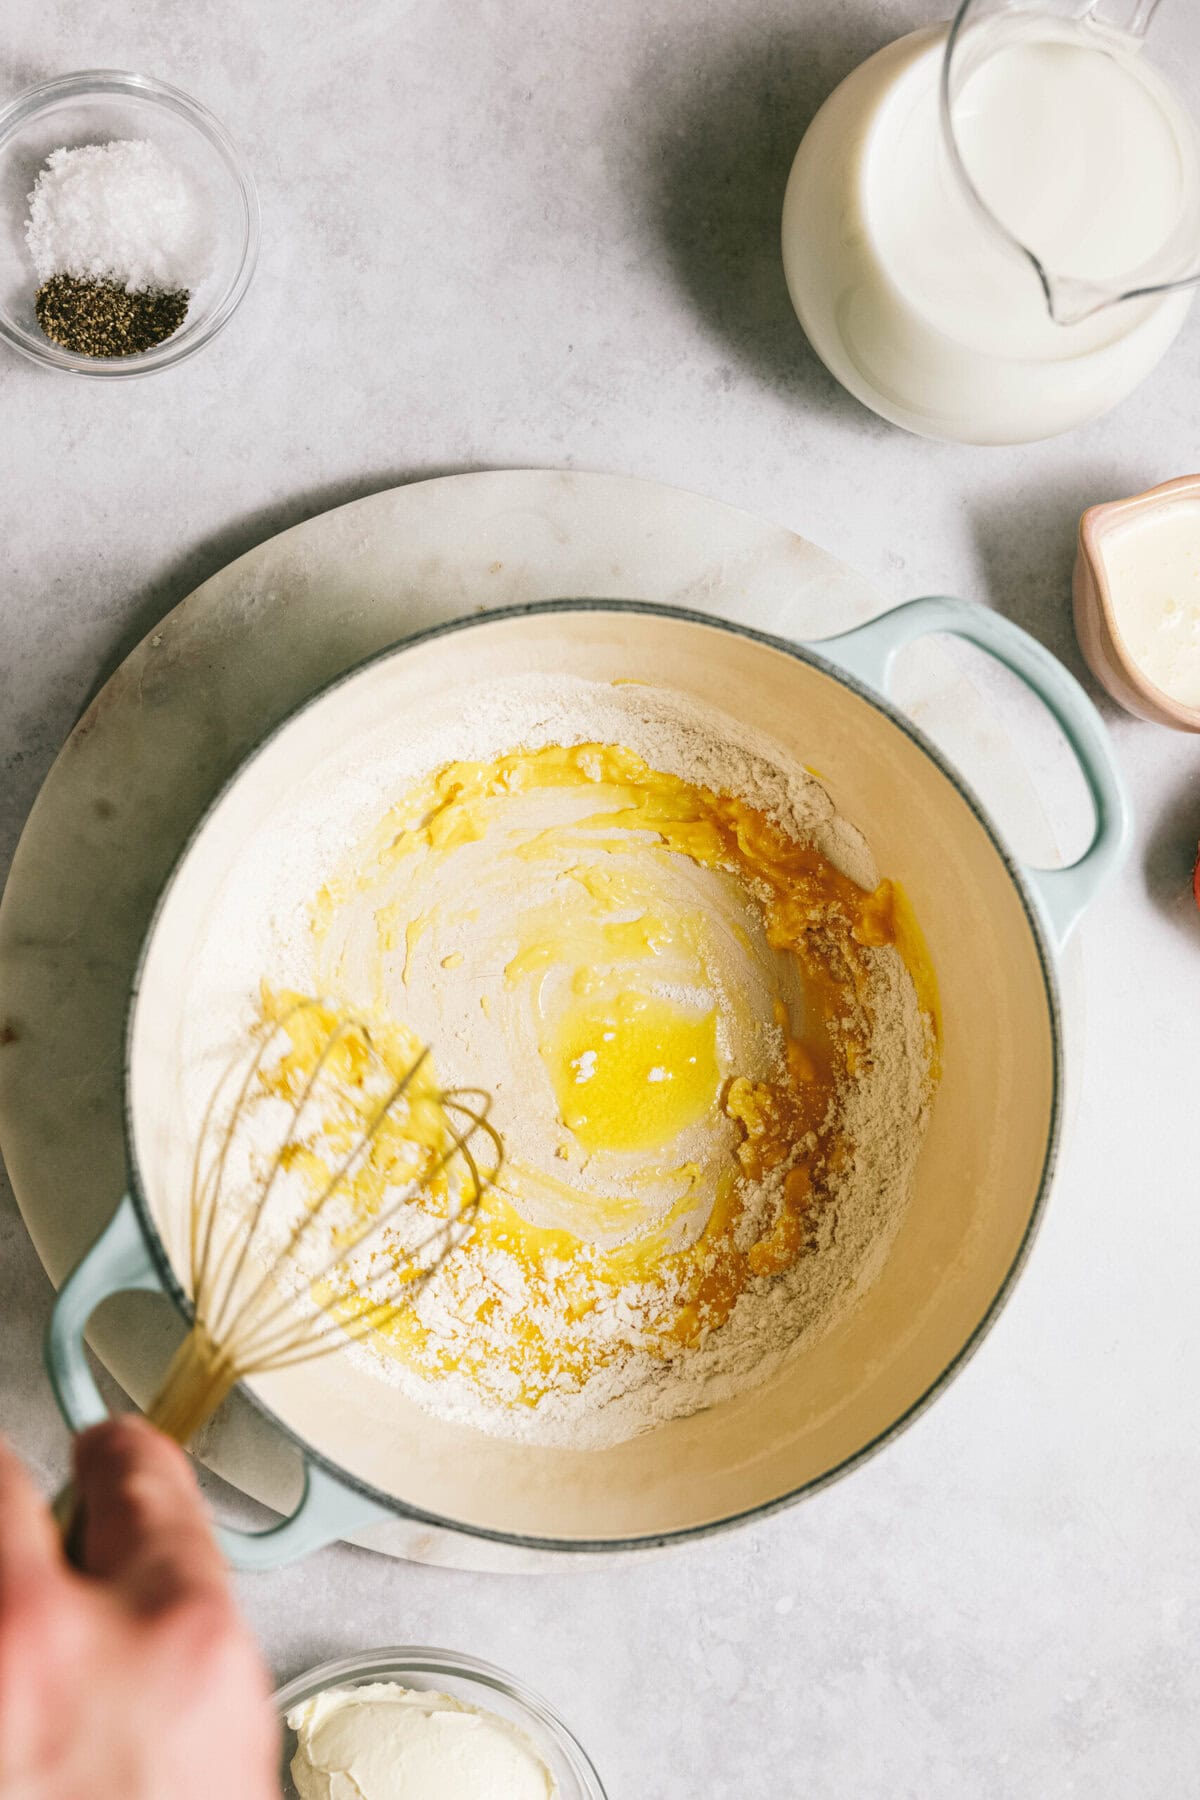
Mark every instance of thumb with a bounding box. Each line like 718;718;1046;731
73;1415;229;1614
0;1436;63;1602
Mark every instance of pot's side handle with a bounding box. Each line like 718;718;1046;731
215;1462;394;1572
45;1197;164;1431
45;1199;395;1571
809;596;1131;954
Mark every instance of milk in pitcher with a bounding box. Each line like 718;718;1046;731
782;19;1200;443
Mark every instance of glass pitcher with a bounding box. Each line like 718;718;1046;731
781;0;1200;443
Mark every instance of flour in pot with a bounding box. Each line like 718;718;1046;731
191;675;937;1450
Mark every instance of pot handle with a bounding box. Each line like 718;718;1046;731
45;1198;395;1570
45;1197;165;1432
809;596;1131;953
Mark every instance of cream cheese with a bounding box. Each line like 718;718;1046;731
287;1681;558;1800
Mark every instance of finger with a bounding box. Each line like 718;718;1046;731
0;1436;62;1602
73;1415;229;1613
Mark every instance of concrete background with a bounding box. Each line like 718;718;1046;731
3;2;1199;1794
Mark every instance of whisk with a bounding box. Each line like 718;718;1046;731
57;995;501;1540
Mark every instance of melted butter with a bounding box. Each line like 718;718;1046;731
547;987;720;1155
504;913;672;985
402;913;429;986
855;876;941;1072
253;987;470;1241
374;902;402;954
275;742;939;1409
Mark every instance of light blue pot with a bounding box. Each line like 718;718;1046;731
46;598;1129;1568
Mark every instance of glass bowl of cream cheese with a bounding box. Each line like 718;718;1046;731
273;1647;607;1800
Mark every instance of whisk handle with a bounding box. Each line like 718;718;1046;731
47;1197;397;1569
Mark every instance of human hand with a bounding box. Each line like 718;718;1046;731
0;1416;279;1798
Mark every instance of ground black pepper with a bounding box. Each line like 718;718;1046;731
34;275;189;357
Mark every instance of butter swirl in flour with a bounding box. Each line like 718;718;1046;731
244;676;937;1449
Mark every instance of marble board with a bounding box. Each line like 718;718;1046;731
0;467;1065;1570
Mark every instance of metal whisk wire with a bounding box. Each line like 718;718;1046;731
143;996;502;1446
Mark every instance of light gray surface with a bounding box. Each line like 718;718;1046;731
1;3;1198;1797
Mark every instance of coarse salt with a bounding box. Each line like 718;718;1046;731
25;139;211;292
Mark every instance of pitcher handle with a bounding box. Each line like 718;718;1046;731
809;596;1131;953
45;1198;394;1569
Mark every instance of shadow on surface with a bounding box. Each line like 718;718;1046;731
1143;767;1200;938
959;468;1147;864
638;4;922;420
0;57;55;101
80;461;489;711
0;1172;64;1483
969;467;1147;682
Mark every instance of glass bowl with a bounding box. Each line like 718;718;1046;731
273;1647;608;1800
0;69;258;376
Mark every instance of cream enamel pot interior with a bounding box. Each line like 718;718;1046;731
45;599;1129;1568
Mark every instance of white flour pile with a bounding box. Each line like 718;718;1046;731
186;673;935;1451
